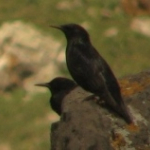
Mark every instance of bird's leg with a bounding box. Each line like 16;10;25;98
83;94;99;102
83;94;105;106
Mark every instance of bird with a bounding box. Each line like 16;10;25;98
35;77;77;115
50;23;133;123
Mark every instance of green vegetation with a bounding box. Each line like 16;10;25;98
0;0;150;149
0;0;149;77
0;89;54;150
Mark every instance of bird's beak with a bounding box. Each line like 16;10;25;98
49;25;62;30
35;83;49;87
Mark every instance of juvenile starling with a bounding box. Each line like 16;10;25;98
35;77;77;115
50;24;133;123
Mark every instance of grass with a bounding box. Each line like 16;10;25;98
0;0;149;77
0;89;56;150
0;0;150;149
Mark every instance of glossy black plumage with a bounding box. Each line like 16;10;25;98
35;77;77;115
51;24;133;123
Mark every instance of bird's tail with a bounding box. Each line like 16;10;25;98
101;91;133;124
118;100;133;124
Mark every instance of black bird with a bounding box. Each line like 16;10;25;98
50;24;133;123
35;77;77;115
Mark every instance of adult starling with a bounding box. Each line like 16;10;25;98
50;24;133;123
35;77;77;115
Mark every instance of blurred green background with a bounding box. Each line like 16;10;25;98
0;0;150;150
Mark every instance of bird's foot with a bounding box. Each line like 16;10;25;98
83;95;105;105
83;94;99;102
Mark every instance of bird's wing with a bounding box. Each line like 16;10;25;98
67;44;107;94
91;47;123;104
67;42;121;103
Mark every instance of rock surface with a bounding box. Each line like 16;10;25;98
0;21;65;93
131;17;150;37
121;0;150;15
51;70;150;150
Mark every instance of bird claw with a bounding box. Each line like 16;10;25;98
83;95;105;105
83;94;99;102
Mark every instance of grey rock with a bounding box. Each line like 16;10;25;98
0;21;65;92
51;70;150;150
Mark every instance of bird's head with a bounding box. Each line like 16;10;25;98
35;77;77;95
50;24;90;41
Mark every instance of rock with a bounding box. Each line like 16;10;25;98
104;27;118;37
56;0;82;10
131;18;150;37
51;70;150;150
121;0;150;15
51;87;113;150
0;21;64;93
